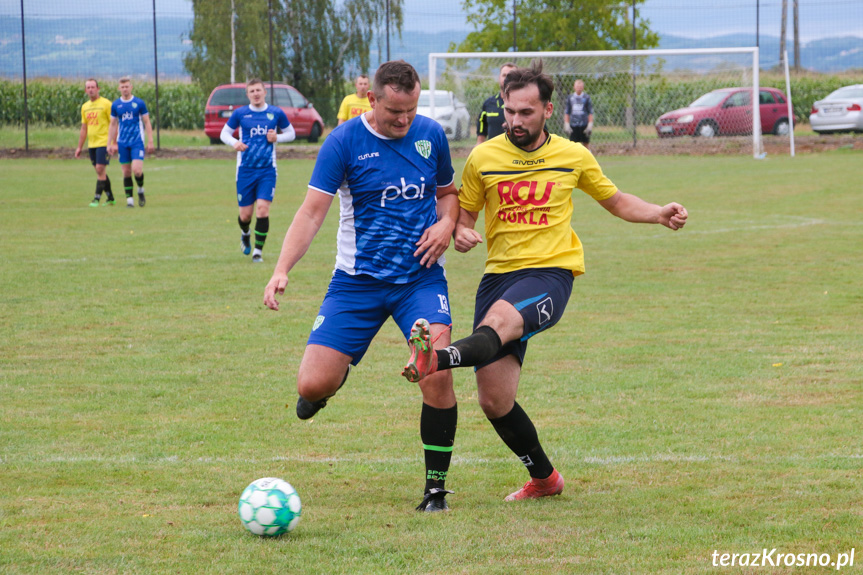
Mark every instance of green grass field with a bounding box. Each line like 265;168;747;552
1;151;861;574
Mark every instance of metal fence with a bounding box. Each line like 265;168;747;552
2;0;861;148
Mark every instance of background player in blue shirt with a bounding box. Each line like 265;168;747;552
263;61;460;512
221;79;295;263
108;77;154;207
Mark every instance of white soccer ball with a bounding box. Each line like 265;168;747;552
238;477;302;536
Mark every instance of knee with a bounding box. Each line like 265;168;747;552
296;372;326;401
418;371;455;408
477;391;511;419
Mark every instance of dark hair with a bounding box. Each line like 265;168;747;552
373;60;420;98
503;59;554;104
86;78;99;87
500;62;517;71
246;78;264;88
357;74;369;80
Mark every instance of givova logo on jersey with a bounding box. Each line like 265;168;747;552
380;177;427;207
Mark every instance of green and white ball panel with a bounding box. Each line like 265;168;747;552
238;477;302;536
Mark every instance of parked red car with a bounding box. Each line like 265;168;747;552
655;87;793;138
204;83;325;144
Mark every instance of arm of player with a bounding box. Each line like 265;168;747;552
221;123;246;151
142;113;155;154
75;123;87;158
598;191;688;231
278;124;296;143
263;189;335;310
107;117;119;156
413;183;459;268
454;208;483;253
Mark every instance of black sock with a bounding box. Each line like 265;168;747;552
421;403;457;492
104;176;114;201
135;173;144;189
436;325;502;370
488;402;553;479
94;179;105;201
238;216;251;234
254;216;269;250
124;176;134;198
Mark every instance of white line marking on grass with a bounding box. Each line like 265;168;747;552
48;254;210;264
642;216;826;239
15;452;863;466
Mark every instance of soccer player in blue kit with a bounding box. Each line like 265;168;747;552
221;79;295;263
263;61;460;512
108;77;154;208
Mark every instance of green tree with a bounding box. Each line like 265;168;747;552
456;0;658;52
184;0;402;124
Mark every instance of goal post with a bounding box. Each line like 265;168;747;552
427;47;791;159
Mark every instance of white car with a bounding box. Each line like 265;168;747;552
809;84;863;134
417;90;471;140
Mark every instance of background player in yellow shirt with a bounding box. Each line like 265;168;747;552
336;74;371;125
403;61;688;502
75;78;116;207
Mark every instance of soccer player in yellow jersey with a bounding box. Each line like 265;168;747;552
336;74;372;125
402;61;688;502
75;78;116;207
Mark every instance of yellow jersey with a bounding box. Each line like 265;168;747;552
80;96;112;148
459;132;618;276
337;94;372;122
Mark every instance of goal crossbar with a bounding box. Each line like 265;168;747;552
428;47;765;158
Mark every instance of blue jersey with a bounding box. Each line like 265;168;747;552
309;114;455;284
111;96;149;145
225;105;291;169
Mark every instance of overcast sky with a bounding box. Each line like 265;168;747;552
2;0;861;41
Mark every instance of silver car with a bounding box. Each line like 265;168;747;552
809;84;863;133
417;90;471;140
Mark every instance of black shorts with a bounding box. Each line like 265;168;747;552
473;267;574;368
569;126;590;144
88;147;110;166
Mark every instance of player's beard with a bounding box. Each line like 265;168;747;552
507;124;544;149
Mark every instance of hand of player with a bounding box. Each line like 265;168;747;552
107;143;116;156
263;274;289;310
233;141;248;152
413;220;452;268
147;141;155;154
454;227;483;253
586;121;593;136
74;147;82;159
267;129;277;143
659;202;688;230
563;123;572;136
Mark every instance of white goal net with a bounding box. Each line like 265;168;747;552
429;48;794;158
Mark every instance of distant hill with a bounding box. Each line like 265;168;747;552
658;33;863;72
1;16;860;81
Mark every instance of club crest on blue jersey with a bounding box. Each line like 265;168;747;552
414;140;431;158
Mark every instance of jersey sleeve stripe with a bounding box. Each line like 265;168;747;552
308;185;338;197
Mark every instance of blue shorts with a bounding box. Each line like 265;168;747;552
117;140;145;164
473;267;574;368
308;266;452;365
237;167;276;207
88;147;110;166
